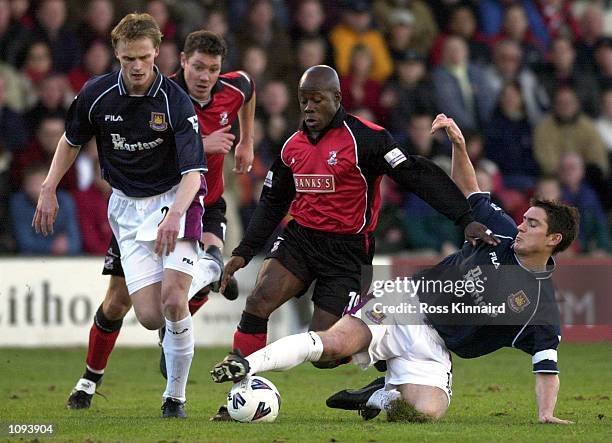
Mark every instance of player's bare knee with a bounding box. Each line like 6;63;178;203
162;294;187;318
134;311;163;330
245;287;275;319
412;398;448;421
415;403;446;421
103;277;131;320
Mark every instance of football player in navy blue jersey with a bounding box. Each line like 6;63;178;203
211;113;578;425
33;13;206;418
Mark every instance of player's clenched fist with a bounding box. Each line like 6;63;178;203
220;256;246;294
430;114;465;148
203;125;235;155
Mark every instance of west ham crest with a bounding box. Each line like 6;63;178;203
149;112;168;131
507;290;530;313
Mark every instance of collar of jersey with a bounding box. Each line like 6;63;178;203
117;65;163;97
512;252;556;280
300;106;346;143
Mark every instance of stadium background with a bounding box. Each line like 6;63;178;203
0;0;611;345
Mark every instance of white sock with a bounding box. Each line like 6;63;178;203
366;388;401;410
162;315;194;403
188;255;222;297
246;332;324;374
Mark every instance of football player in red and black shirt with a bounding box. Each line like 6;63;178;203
66;30;256;410
211;66;497;418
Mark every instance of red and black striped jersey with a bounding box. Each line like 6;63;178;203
172;70;254;205
233;107;474;262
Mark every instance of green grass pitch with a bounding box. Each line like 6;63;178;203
1;343;610;442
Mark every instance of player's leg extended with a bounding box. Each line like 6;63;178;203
67;276;132;409
233;258;306;356
67;234;132;410
212;315;372;382
327;321;452;421
160;267;194;407
159;207;229;380
158;239;198;417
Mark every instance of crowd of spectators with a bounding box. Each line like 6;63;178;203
1;0;610;257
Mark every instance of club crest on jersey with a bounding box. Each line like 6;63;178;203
219;111;229;126
149;112;168;131
294;174;335;193
365;309;386;324
327;150;338;165
507;290;530;313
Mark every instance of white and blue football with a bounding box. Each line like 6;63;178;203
227;376;281;423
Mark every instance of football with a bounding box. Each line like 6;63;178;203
226;376;281;423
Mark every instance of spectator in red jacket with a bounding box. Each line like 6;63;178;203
72;142;112;255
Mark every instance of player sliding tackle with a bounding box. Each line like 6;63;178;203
211;114;578;424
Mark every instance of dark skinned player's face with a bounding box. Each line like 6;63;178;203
298;89;339;135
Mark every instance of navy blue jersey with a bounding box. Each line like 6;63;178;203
65;68;206;197
425;193;561;374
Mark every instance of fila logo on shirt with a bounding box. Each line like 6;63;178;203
105;114;123;122
489;251;500;269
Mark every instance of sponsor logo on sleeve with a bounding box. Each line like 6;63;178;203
293;174;335;193
150;112;168;131
264;170;273;188
384;148;407;168
187;115;199;133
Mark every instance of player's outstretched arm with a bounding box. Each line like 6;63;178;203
431;113;480;197
535;374;573;424
32;135;81;236
234;91;256;174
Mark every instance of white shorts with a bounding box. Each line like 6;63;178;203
108;187;200;295
352;317;453;404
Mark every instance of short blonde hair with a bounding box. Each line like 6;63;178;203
111;13;163;50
